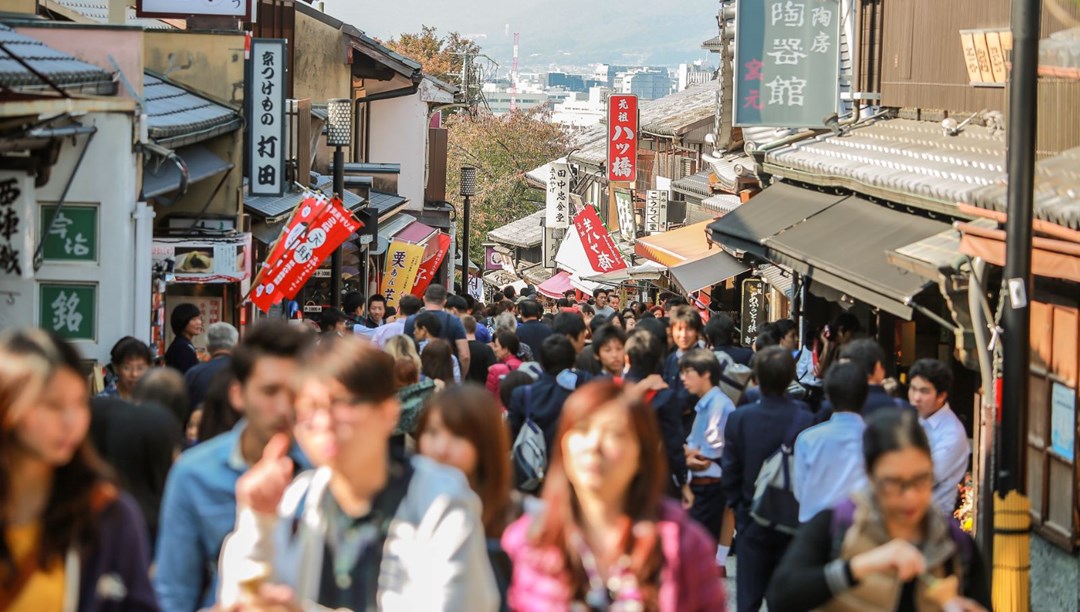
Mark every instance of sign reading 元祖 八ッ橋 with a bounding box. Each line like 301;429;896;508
247;39;287;197
607;94;638;183
734;0;841;127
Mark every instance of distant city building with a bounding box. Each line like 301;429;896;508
677;62;715;91
545;71;587;93
551;86;610;127
593;64;631;89
615;67;673;101
481;82;570;114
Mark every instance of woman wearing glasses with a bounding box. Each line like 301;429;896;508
766;410;990;612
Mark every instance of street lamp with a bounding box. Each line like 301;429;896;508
326;98;352;310
459;166;477;293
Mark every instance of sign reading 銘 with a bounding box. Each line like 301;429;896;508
573;206;628;274
40;283;96;341
739;278;767;347
607;94;638;183
247;39;287;197
644;190;669;234
734;0;841;127
380;240;425;309
546;161;571;229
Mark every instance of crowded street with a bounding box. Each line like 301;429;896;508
1;0;1080;610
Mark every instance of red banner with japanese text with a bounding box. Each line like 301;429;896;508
607;94;638;183
250;196;362;312
410;232;451;297
573;206;628;274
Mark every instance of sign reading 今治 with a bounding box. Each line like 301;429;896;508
734;0;842;127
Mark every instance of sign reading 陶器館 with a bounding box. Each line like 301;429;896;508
734;0;841;127
644;190;669;234
740;278;767;347
607;94;638;183
247;39;287;197
546;161;571;230
573;206;628;275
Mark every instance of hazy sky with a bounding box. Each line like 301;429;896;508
322;0;718;71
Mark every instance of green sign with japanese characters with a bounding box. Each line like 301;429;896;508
734;0;842;127
40;205;97;262
39;283;96;341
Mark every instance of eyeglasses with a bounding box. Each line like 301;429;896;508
118;363;149;376
873;472;934;496
294;397;369;427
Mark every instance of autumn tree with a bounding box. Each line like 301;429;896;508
445;109;571;264
382;25;482;87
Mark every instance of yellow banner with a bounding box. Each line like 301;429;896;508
380;240;425;308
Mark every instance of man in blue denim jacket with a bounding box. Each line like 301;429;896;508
154;322;310;612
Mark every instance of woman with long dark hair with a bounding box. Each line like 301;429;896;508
0;329;157;611
420;338;457;386
501;380;725;610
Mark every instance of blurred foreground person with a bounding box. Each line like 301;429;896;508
0;329;157;611
502;380;725;611
766;410;989;612
217;336;497;611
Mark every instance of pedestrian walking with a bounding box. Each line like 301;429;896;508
817;339;912;422
553;311;588;354
907;359;970;517
665;305;705;430
183;322;238;412
487;330;523;397
98;336;152;400
164;303;203;374
766;410;990;612
508;334;587;462
133;367;190;430
501;380;726;611
516;299;552;358
463;315;497;386
421;338;458;385
404;284;471;378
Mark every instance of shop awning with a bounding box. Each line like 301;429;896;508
583;260;667;285
957;219;1080;283
635;220;715;267
141;145;233;199
669;250;749;295
763;197;951;319
708;182;847;259
371;214;417;255
538;271;574;298
758;264;796;299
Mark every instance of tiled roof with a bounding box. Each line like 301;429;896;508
672;169;713;198
701;35;723;50
144;73;241;147
640;80;719;136
0;24;116;95
52;0;176;28
764;117;1006;215
309;174;367;211
487;208;544;249
708;153;756;192
969;145;1080;229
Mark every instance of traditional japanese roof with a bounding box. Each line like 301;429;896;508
47;0;177;29
639;80;719;137
764;117;1007;216
143;72;241;147
701;35;724;51
487;209;544;249
672;169;714;198
0;24;116;95
968;145;1080;230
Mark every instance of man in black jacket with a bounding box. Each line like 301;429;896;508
516;299;552;357
815;339;912;422
507;335;587;459
721;347;815;612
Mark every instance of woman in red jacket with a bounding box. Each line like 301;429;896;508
501;380;726;611
486;330;524;399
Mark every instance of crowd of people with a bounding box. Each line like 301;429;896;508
0;281;992;611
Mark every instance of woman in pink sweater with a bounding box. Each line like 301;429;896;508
501;380;726;611
486;330;524;399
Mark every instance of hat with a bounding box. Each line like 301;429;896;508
170;303;201;336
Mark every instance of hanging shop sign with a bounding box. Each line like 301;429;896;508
573;206;628;274
137;0;252;19
39;204;97;262
411;233;452;297
484;245;512;271
734;0;841;127
644;190;669;234
380;240;425;308
615;189;636;242
546;161;571;229
247;39;287;197
40;283;96;341
0;173;33;278
739;277;767;347
543;225;566;269
607;94;638;183
153;233;252;284
1050;382;1075;462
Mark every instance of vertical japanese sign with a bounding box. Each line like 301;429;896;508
614;189;636;242
380;241;424;308
247;39;287;197
644;190;669;234
734;0;841;127
573;206;628;274
0;174;32;278
739;278;767;347
40;283;96;341
607;94;638;183
542;226;565;269
546;161;571;229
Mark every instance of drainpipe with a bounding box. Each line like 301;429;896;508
132;201;156;345
967;257;995;570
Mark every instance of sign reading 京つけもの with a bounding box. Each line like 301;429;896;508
614;189;636;242
573;206;627;274
644;190;669;234
248;39;287;197
607;94;638;183
735;0;841;127
380;240;425;308
40;283;96;341
546;161;571;229
739;278;767;347
40;205;97;262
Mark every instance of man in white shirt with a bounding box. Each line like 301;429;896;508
908;358;970;516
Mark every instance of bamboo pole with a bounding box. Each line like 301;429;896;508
992;491;1031;612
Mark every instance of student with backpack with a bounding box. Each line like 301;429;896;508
721;347;815;612
766;410;990;612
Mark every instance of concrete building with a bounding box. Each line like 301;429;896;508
615;67;674;100
551;87;610;127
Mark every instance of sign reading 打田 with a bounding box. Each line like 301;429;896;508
734;0;841;127
607;94;638;183
546;161;571;230
247;39;287;197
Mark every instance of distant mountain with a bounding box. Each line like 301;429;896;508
323;0;718;72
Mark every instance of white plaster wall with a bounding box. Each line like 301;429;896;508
368;93;428;209
0;112;142;364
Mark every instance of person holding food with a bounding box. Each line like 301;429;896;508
765;409;990;612
165;303;203;374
